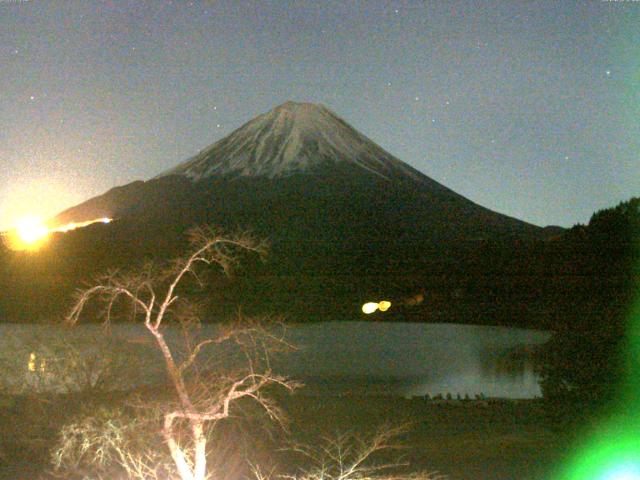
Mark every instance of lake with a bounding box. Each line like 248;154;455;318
0;322;550;398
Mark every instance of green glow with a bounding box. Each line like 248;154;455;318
558;424;640;480
558;219;640;480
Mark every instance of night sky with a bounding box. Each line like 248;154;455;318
1;0;638;230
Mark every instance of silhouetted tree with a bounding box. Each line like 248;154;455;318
536;197;639;418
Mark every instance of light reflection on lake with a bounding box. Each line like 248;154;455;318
0;322;550;398
279;322;550;398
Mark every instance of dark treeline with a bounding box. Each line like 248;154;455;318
535;197;639;418
0;196;637;336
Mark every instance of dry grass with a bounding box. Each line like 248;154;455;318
0;392;568;480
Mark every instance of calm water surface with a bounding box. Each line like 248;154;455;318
0;322;550;398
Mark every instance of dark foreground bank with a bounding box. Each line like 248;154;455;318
0;390;570;480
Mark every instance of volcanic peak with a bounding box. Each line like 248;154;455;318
159;101;428;183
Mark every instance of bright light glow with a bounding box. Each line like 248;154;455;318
362;302;379;314
28;352;36;372
3;216;113;251
362;301;392;314
600;463;640;480
378;300;392;312
559;424;640;480
13;216;50;250
52;217;112;233
27;352;46;373
16;216;49;245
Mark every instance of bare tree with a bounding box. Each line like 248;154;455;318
65;227;298;480
279;425;448;480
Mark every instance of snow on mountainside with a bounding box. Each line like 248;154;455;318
55;100;547;239
159;101;443;189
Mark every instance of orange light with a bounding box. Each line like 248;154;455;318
361;300;392;314
52;217;112;233
16;217;49;244
4;216;50;251
378;300;392;312
3;216;113;251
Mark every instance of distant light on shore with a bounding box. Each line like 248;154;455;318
378;300;391;312
52;217;112;233
361;300;392;314
362;302;379;314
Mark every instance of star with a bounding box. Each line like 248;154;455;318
606;70;611;76
216;124;221;128
564;156;569;160
394;9;399;14
29;95;35;101
213;106;217;110
415;96;419;101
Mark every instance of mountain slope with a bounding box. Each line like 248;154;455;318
55;101;543;243
4;101;569;325
17;102;568;322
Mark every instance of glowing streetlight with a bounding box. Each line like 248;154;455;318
378;300;392;312
361;300;392;314
362;302;379;314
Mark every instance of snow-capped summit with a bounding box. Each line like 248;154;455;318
159;101;428;183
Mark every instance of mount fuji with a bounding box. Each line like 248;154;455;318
55;101;543;242
159;101;441;185
2;101;562;323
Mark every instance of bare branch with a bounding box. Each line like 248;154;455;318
61;225;290;480
179;339;214;374
285;424;426;480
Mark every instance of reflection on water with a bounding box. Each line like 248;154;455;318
0;322;550;398
479;344;541;381
277;322;550;399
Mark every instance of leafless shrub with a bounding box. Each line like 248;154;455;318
0;326;154;395
282;424;448;480
51;405;174;480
